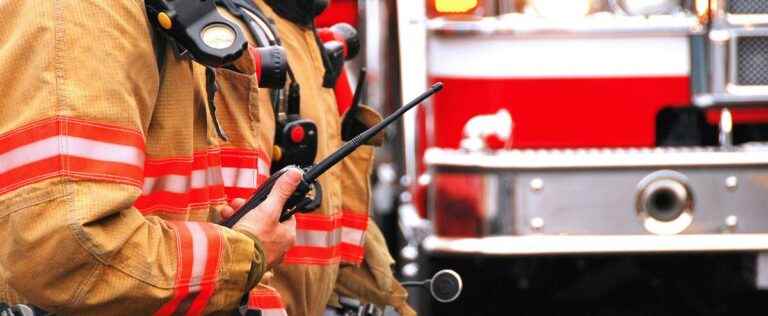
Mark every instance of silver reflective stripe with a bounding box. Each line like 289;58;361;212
295;229;342;247
341;227;365;246
186;222;210;286
221;167;259;188
151;174;190;194
142;167;227;196
65;136;145;167
189;169;208;189
207;165;223;186
258;159;270;177
294;227;366;248
0;136;145;174
260;309;288;316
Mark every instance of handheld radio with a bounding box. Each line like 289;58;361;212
271;83;319;173
222;83;444;226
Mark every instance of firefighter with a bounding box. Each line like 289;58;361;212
215;1;417;315
0;1;297;315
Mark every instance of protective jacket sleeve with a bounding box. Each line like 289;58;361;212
334;222;417;316
0;1;263;314
332;106;416;315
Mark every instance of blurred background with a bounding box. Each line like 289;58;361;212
319;1;768;314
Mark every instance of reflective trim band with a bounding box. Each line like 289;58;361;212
295;229;341;248
220;167;259;189
260;310;289;316
221;148;271;200
142;168;222;195
285;213;342;265
341;227;365;245
136;148;270;213
284;246;341;265
284;212;368;265
137;151;226;213
341;212;368;230
0;117;145;194
155;222;222;316
244;286;287;316
340;212;368;264
65;136;143;166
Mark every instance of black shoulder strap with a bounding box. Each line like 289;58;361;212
151;28;169;77
145;1;168;78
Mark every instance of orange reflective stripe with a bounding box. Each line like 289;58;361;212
284;212;369;265
220;148;271;199
285;213;341;265
156;222;223;316
136;148;270;213
245;286;287;316
186;223;223;315
155;223;194;316
295;213;342;231
284;245;341;265
0;117;60;153
340;211;368;264
138;151;226;214
0;117;145;194
339;243;365;264
64;119;145;147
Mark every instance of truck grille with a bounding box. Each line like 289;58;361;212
727;0;768;15
737;36;768;86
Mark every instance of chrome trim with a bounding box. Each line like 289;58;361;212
727;14;768;26
635;170;695;235
720;108;734;147
423;234;768;255
424;145;768;171
695;92;768;106
711;0;768;27
709;29;730;96
610;0;685;17
701;1;768;106
711;0;729;28
697;27;768;106
426;15;703;37
430;269;463;303
396;0;429;184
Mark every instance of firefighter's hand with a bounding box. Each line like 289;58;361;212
228;168;301;269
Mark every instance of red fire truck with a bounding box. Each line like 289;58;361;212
377;0;768;314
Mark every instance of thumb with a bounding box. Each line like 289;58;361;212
262;168;303;219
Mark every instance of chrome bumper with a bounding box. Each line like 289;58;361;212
423;234;768;256
403;144;768;287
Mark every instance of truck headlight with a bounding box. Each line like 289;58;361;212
613;0;682;16
434;0;479;14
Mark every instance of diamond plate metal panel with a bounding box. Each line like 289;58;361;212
737;36;768;86
727;0;768;15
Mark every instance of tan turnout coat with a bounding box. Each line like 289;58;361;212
0;0;413;315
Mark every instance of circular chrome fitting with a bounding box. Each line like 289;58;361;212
722;215;738;233
402;262;419;278
530;217;544;231
201;23;237;50
530;178;544;192
636;170;694;235
430;269;463;303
